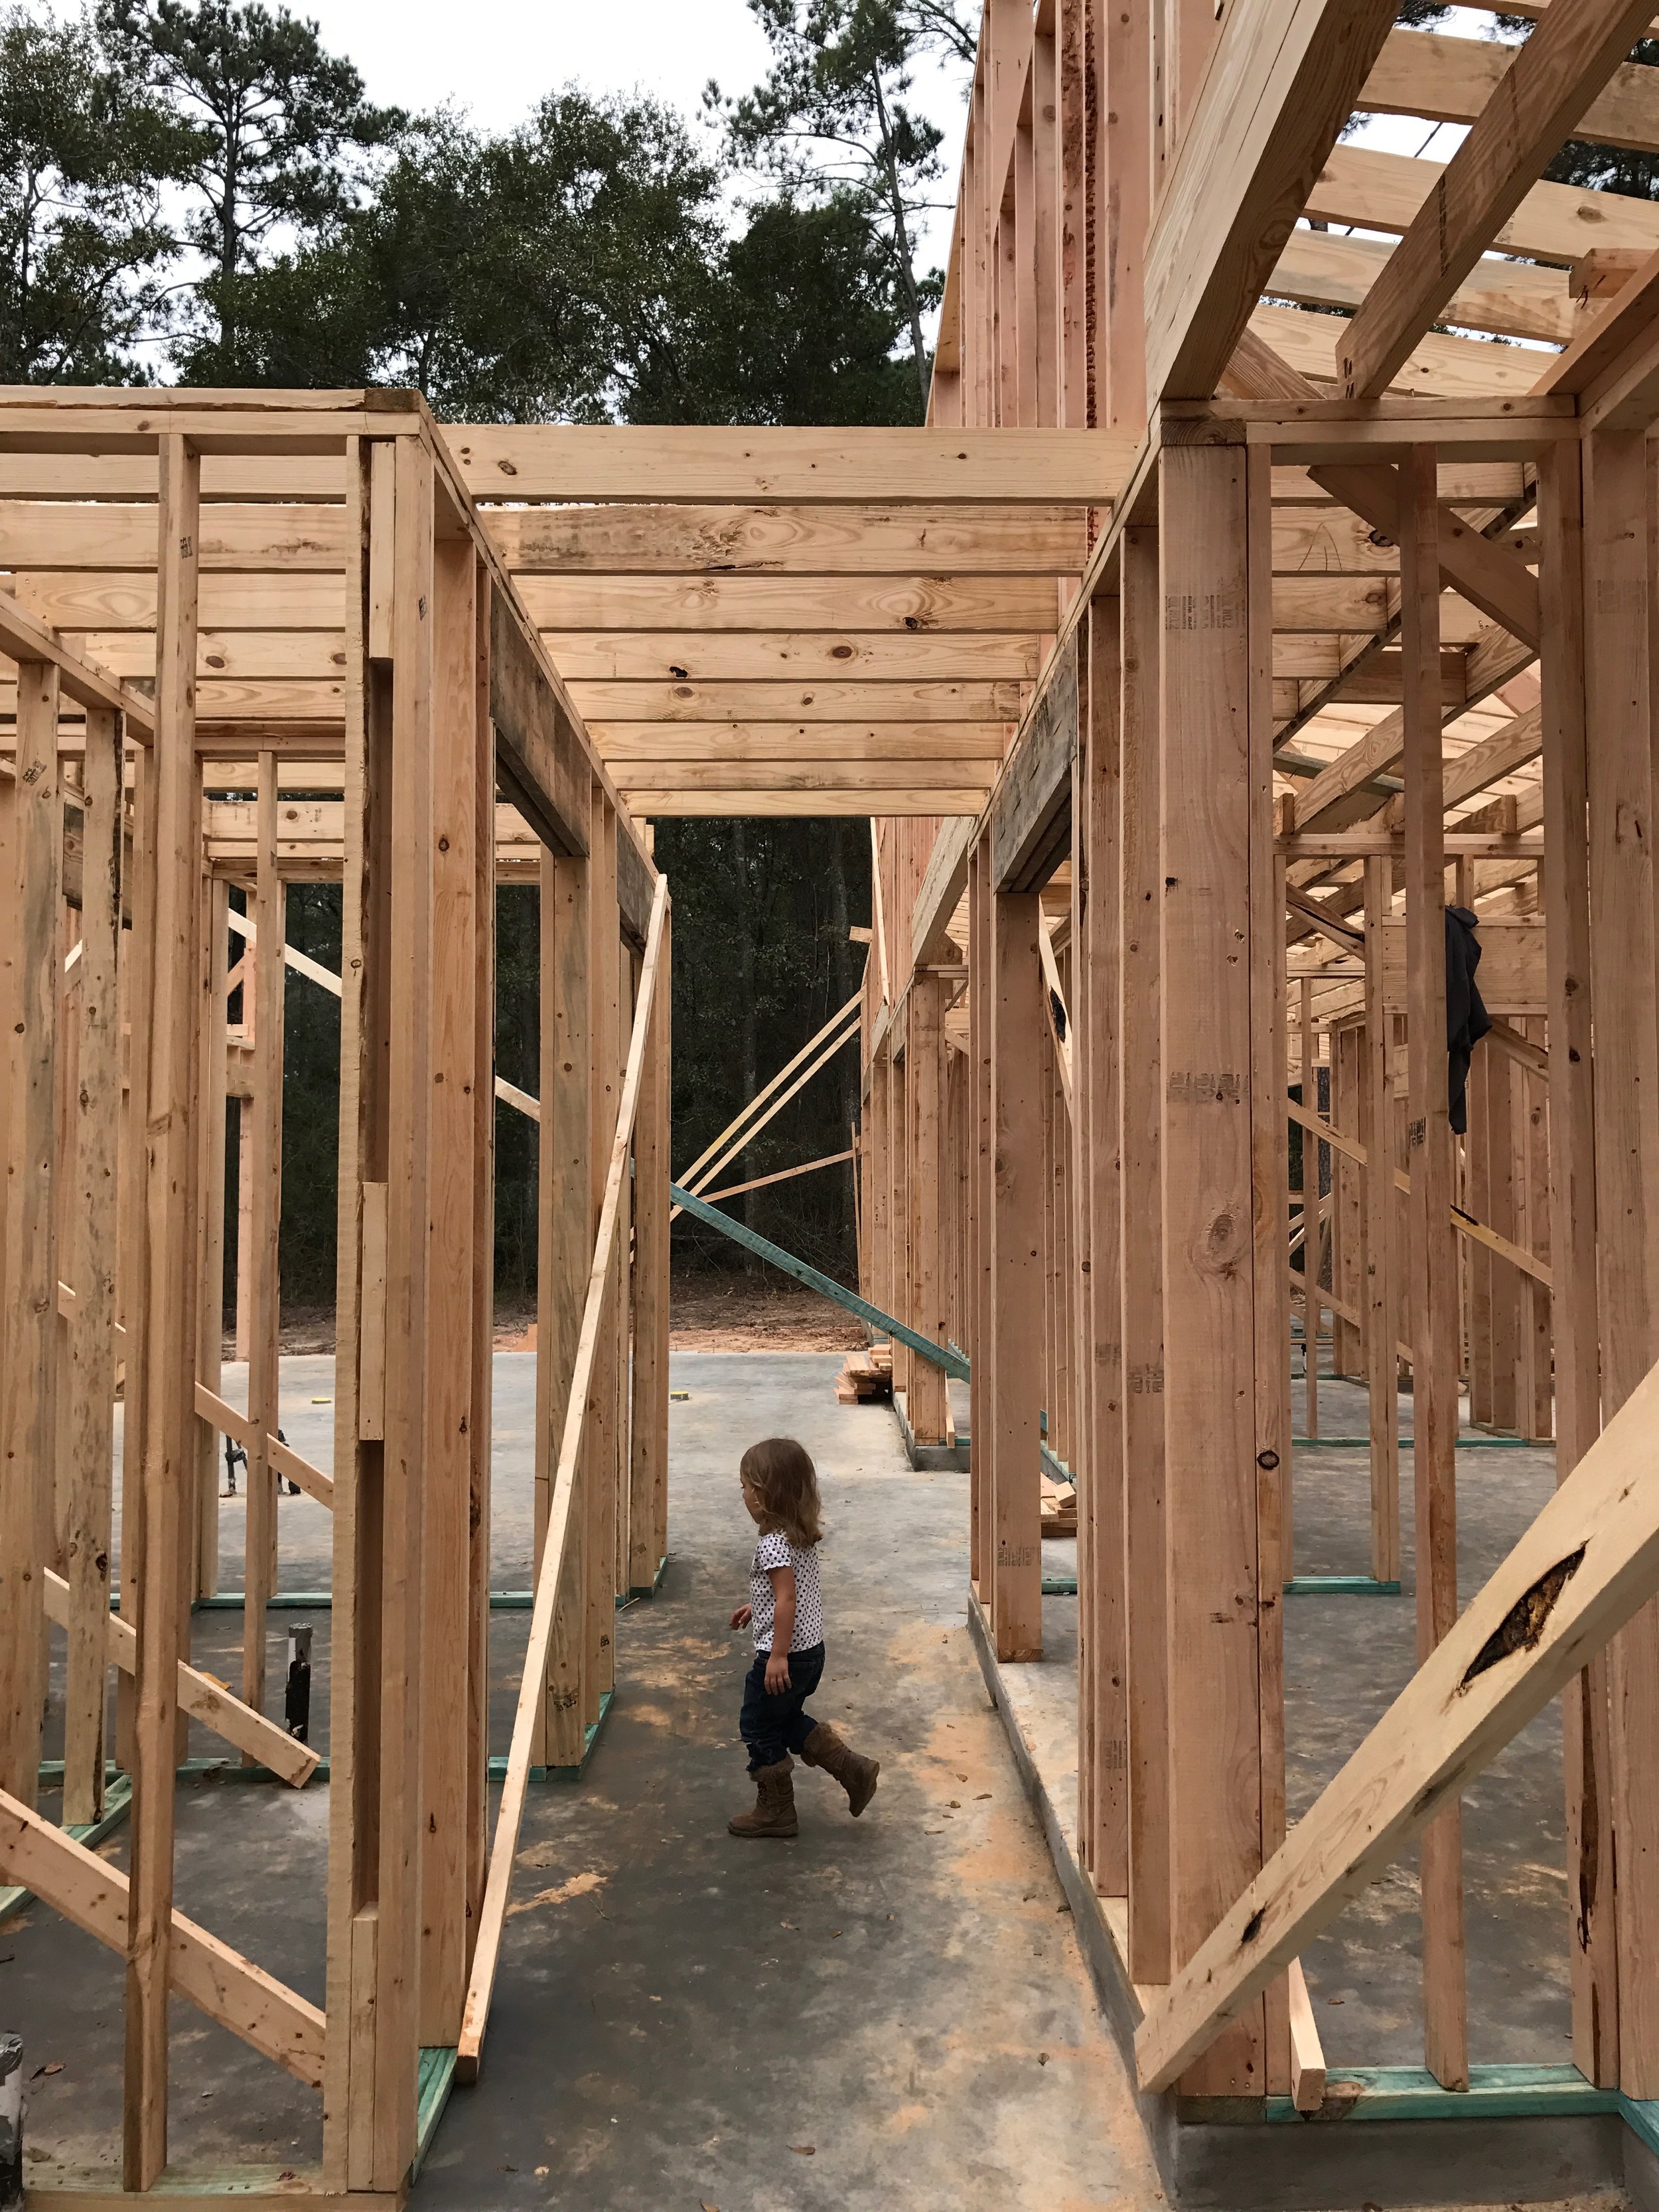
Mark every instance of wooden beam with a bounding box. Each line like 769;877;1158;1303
0;589;153;735
1143;0;1398;398
571;678;1021;724
443;424;1133;505
1340;0;1659;397
911;815;977;966
595;723;1009;762
541;632;1040;683
484;501;1089;573
0;1784;326;2085
489;582;589;859
1534;240;1659;432
1223;330;1541;646
1135;1348;1659;2093
1269;224;1573;346
518;573;1064;632
1307;141;1659;269
1361;24;1659;155
989;630;1078;891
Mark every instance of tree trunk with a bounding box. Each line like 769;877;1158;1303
871;71;930;411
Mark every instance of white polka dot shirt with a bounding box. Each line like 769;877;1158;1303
749;1531;824;1653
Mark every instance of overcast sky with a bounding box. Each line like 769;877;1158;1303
297;0;972;269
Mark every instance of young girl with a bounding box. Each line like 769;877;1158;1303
727;1437;879;1839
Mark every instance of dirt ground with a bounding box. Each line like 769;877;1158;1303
666;1272;865;1351
257;1273;865;1359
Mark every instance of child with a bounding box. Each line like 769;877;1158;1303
727;1437;879;1839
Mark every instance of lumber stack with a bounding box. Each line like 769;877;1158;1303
835;1344;893;1404
1040;1474;1077;1538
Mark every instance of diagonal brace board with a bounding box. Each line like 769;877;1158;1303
670;1182;970;1380
41;1569;318;1788
0;1784;325;2085
459;875;670;2079
1136;1352;1659;2093
1283;1094;1550;1286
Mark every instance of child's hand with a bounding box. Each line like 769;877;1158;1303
764;1648;792;1694
729;1604;752;1631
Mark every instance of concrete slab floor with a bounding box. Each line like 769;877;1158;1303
10;1349;1169;2212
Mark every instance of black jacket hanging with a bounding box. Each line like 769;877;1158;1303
1445;905;1490;1136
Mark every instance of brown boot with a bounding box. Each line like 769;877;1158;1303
801;1724;879;1816
727;1756;798;1838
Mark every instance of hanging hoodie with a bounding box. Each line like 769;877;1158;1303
1445;905;1490;1136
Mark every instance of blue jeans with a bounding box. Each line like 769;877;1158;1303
739;1641;826;1771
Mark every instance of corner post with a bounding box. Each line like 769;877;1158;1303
1157;433;1264;2095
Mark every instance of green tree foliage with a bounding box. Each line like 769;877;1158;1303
217;95;725;413
98;0;399;373
627;190;924;425
656;818;871;1281
713;0;975;404
0;5;191;379
1546;37;1659;198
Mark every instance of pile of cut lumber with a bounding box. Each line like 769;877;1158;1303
1041;1473;1077;1537
835;1344;893;1404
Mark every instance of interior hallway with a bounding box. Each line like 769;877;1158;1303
418;1347;1163;2212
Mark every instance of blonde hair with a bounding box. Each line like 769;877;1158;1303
740;1437;824;1549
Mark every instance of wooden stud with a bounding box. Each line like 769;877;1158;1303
968;850;991;1597
990;884;1043;1662
193;876;228;1603
241;751;284;1733
466;546;496;1978
586;790;620;1712
419;530;481;2045
908;972;949;1443
1537;438;1617;2084
1402;441;1469;2093
629;905;671;1594
60;705;123;1826
538;846;591;1767
1137;1350;1659;2094
1119;522;1170;1982
1158;441;1263;2097
1583;425;1659;2098
0;656;61;1810
125;432;202;2189
1362;857;1400;1586
1248;445;1292;2097
1080;587;1127;1893
362;430;437;2193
